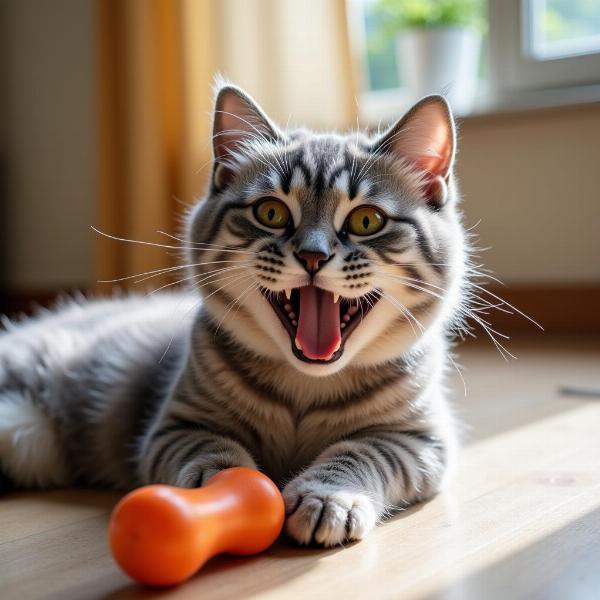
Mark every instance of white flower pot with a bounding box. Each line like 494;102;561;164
396;26;481;115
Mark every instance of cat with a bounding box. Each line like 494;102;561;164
0;83;468;546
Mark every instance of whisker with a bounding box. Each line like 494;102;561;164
467;281;543;330
156;231;256;253
372;258;455;268
213;280;261;336
147;265;249;296
98;260;250;285
378;273;516;359
201;272;256;303
380;292;422;338
134;261;247;285
381;290;467;392
158;296;202;364
91;226;256;255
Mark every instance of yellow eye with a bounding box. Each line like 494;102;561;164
254;198;291;229
347;206;385;236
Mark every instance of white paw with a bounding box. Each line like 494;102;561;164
283;480;378;546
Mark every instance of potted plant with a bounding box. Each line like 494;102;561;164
374;0;485;114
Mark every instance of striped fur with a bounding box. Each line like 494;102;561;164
0;84;467;546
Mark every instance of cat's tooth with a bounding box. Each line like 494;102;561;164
284;288;292;300
333;293;340;304
323;340;342;361
295;338;302;351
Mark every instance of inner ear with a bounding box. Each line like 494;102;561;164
373;95;456;207
212;85;281;190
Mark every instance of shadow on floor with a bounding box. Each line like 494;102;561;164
96;535;346;600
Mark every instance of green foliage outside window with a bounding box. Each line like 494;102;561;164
363;0;486;91
373;0;486;33
541;0;600;43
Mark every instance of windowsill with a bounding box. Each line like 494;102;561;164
359;83;600;126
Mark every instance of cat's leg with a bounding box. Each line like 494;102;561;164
283;427;449;546
138;416;257;488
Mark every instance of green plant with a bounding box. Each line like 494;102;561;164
373;0;486;32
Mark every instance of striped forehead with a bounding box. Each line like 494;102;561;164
272;135;373;205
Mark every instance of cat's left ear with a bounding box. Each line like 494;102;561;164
373;95;456;208
212;84;282;191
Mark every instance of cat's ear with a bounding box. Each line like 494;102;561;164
373;95;456;208
212;84;281;190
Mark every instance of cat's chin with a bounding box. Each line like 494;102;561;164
260;286;381;366
284;356;354;377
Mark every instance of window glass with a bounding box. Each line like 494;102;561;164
362;0;401;91
359;0;488;93
529;0;600;60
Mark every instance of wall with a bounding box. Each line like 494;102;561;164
456;103;600;284
0;1;598;293
0;0;94;292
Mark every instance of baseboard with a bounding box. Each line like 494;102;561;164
2;284;599;335
469;283;600;335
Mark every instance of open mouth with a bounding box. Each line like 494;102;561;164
261;286;381;363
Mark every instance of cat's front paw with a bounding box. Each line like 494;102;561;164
282;480;377;546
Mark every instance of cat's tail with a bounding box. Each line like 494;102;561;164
0;390;68;490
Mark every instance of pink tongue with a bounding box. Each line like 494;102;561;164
296;286;341;360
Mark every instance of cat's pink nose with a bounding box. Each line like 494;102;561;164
295;251;329;274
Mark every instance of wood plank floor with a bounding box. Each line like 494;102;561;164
1;337;599;600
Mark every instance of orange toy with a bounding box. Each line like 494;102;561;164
108;467;285;586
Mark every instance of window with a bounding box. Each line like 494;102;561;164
528;0;600;60
490;0;600;94
359;0;401;92
348;0;489;119
350;0;600;121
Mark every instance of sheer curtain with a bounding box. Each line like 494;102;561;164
96;0;356;286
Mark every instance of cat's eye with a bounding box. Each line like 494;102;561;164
254;198;291;229
347;206;386;236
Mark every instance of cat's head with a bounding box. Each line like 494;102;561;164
186;83;466;376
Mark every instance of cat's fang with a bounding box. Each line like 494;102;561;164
295;338;302;351
284;289;292;300
323;338;342;361
333;293;340;304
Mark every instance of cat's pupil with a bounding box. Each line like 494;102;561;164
268;208;275;221
362;216;370;230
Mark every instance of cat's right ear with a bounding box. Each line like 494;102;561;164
212;84;281;191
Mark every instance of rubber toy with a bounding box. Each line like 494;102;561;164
108;467;285;586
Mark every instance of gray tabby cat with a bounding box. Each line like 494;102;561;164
0;83;466;546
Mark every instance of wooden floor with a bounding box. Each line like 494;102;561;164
1;337;599;600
